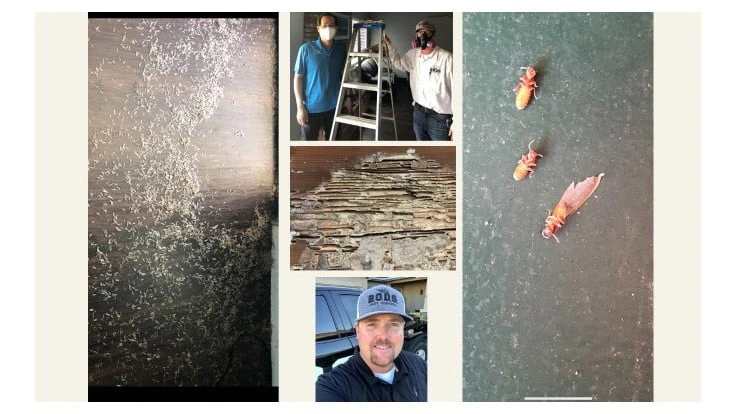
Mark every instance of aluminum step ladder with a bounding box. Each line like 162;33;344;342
329;21;398;141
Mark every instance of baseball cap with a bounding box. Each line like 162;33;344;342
414;20;436;33
356;285;413;323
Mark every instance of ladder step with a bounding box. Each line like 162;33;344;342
343;82;379;92
334;114;379;129
329;23;397;141
353;22;385;29
348;51;381;58
359;112;396;122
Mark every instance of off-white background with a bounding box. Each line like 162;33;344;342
24;2;722;412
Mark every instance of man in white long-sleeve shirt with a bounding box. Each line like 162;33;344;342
385;20;453;141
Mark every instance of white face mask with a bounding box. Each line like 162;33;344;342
319;27;337;41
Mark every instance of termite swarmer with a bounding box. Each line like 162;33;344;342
513;139;543;181
542;173;604;242
514;66;538;110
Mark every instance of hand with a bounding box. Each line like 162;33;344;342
448;128;453;140
383;34;392;45
296;106;308;127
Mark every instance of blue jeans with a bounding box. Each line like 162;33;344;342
300;108;336;141
412;104;452;141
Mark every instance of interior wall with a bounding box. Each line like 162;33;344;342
289;12;304;141
366;13;454;79
88;17;276;387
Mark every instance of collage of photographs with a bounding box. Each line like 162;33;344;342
80;11;698;404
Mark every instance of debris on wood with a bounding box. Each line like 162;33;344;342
291;151;456;270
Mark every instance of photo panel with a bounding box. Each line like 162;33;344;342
34;10;702;406
462;12;653;401
284;10;460;402
290;145;456;271
289;12;454;141
315;276;429;401
87;14;278;400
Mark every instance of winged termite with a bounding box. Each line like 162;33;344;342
542;173;604;242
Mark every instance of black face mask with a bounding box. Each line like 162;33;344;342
417;33;430;49
412;32;436;50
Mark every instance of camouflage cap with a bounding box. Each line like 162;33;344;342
414;20;436;33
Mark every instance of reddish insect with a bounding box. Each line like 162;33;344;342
542;173;605;242
513;139;543;181
514;66;538;110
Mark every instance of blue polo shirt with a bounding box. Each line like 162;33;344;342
294;38;347;113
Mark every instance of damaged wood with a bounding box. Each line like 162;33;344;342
291;150;456;270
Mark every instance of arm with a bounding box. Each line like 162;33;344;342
315;376;348;402
293;73;308;127
384;34;412;73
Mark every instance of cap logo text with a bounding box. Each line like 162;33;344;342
367;290;398;305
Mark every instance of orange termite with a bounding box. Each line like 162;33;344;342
542;173;605;242
514;66;538;110
513;139;543;181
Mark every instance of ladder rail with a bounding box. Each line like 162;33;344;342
329;21;397;141
328;25;360;141
380;34;398;141
374;36;383;141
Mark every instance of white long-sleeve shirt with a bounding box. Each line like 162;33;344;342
386;42;453;115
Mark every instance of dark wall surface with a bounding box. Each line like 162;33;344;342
88;17;276;388
462;13;653;401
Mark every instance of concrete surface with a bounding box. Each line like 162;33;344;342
462;12;653;401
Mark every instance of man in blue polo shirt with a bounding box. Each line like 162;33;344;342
293;13;348;140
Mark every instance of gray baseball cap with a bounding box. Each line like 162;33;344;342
355;285;413;323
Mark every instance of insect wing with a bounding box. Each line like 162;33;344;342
558;174;604;216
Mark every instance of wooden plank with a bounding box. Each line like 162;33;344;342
290;148;456;270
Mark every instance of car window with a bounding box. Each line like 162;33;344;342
316;294;337;335
339;293;360;325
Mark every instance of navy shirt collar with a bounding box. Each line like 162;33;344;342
352;347;408;385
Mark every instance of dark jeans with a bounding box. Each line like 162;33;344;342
412;104;452;141
300;108;336;141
